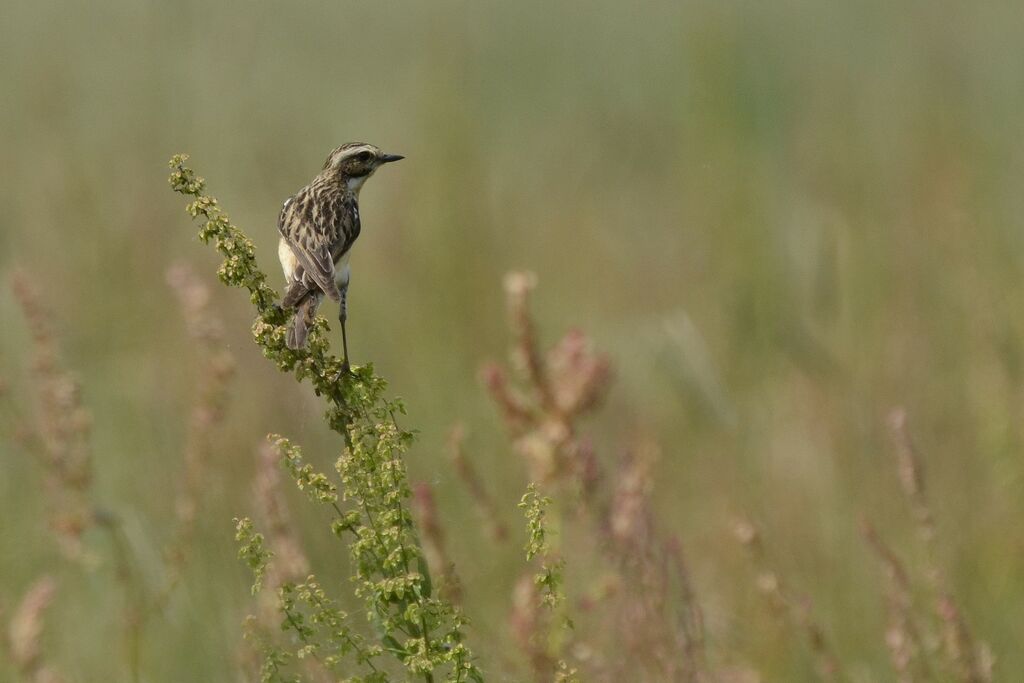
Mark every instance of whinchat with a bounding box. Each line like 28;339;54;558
277;142;403;367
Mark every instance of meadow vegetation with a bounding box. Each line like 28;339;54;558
3;1;1024;681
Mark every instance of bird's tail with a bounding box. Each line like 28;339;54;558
286;293;321;350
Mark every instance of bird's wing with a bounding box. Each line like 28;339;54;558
277;194;341;302
281;278;311;309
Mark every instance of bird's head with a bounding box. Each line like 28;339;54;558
322;142;404;191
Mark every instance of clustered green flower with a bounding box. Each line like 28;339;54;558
273;435;338;504
518;485;577;681
519;484;565;610
235;517;270;596
170;155;480;682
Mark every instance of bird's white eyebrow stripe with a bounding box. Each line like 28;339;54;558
336;144;374;161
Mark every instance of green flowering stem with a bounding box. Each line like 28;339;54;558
169;155;480;682
235;518;270;596
168;154;380;430
519;485;566;610
519;484;576;678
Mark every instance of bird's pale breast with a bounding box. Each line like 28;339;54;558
278;237;299;281
335;250;351;289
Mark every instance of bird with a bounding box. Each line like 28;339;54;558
277;142;404;368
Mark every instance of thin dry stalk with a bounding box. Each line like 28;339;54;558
160;262;236;601
887;410;934;544
482;274;710;682
412;483;463;604
601;442;708;683
482;271;611;488
10;274;149;681
733;519;843;682
479;364;534;434
0;376;35;454
253;440;310;621
505;271;556;413
666;535;710;681
10;272;94;559
3;577;66;683
482;273;612;677
446;424;508;542
861;519;931;683
241;440;331;683
883;409;992;683
509;573;557;679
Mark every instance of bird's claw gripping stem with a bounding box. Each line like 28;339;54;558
334;360;355;384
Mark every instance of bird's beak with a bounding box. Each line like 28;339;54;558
380;153;405;164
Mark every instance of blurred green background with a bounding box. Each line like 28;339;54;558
2;0;1023;680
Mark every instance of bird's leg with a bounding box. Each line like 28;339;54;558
340;319;351;374
338;284;352;376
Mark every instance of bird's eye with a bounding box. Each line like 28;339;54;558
357;151;373;162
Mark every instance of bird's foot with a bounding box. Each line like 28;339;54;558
334;360;355;384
